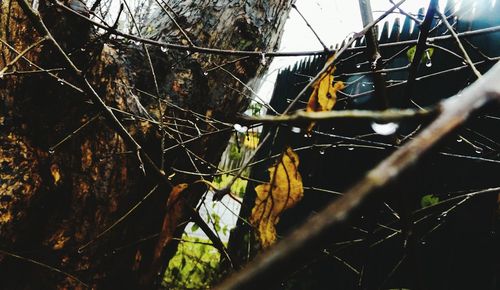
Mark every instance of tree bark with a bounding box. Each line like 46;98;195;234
0;0;291;289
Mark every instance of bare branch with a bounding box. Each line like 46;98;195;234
404;0;439;100
437;10;482;78
238;108;433;125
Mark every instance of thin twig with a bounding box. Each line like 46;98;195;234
78;185;159;252
0;36;47;76
291;3;328;51
283;0;408;114
153;0;195;47
17;0;172;191
437;10;482;78
238;108;433;125
49;113;101;152
0;249;89;288
404;0;439;100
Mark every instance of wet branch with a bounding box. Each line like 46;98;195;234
238;108;433;125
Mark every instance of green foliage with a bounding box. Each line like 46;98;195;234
162;236;221;290
421;194;439;208
213;174;248;198
248;102;263;116
229;143;243;161
407;46;434;63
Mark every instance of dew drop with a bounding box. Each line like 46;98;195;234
456;138;463;143
348;147;354;151
134;40;141;46
475;148;483;154
233;123;248;133
371;122;399;135
161;46;168;53
48;148;55;155
356;63;361;69
421;240;427;245
303;133;311;138
425;50;433;67
186;50;191;55
319;149;325;155
260;53;267;66
291;127;301;134
0;73;4;80
203;71;208;76
80;48;86;52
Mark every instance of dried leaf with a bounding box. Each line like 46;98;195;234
305;55;345;133
153;183;189;264
250;147;304;248
50;163;61;185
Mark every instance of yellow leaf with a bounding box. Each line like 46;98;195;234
50;164;61;185
305;56;344;133
250;147;304;248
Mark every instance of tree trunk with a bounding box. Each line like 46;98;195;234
0;0;291;289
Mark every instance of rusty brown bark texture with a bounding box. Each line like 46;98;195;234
0;0;291;289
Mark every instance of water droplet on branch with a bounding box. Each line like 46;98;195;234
371;122;399;135
233;124;248;133
260;53;267;66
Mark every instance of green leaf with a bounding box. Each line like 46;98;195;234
421;194;439;208
407;46;434;63
191;223;200;232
